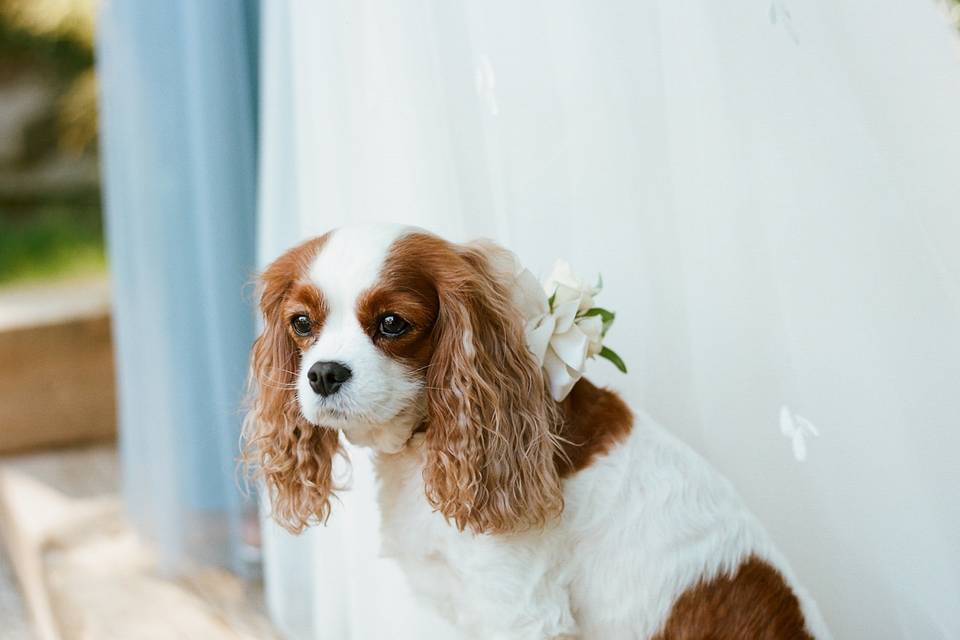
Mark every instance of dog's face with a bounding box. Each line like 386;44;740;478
284;227;438;452
246;225;563;535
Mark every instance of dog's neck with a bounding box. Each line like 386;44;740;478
342;402;425;454
365;378;634;478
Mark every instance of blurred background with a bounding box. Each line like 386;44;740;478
0;2;267;639
0;0;101;287
1;1;959;639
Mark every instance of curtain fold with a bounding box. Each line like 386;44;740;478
96;0;260;574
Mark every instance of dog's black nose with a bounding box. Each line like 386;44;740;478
307;361;352;396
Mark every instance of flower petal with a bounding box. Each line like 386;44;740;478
542;259;580;294
576;314;604;357
552;283;582;308
552;299;580;333
550;325;589;370
525;315;555;364
576;292;596;313
514;267;550;317
544;347;581;401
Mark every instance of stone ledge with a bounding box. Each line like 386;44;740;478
0;277;115;454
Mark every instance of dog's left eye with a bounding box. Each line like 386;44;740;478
378;314;410;338
291;314;312;336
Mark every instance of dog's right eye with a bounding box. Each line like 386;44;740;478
291;315;312;336
378;313;411;338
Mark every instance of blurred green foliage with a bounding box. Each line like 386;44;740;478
0;0;98;157
0;11;92;79
0;0;102;286
0;201;104;284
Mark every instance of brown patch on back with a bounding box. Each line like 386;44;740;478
653;557;814;640
555;378;633;477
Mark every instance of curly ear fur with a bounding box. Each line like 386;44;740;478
422;239;564;534
242;236;342;534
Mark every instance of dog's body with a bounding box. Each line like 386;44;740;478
378;398;828;639
247;225;830;639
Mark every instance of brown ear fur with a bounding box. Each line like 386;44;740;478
243;236;342;534
422;238;564;534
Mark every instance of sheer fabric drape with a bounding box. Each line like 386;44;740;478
97;0;260;574
257;1;960;637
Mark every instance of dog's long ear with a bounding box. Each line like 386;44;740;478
423;239;563;534
243;238;341;534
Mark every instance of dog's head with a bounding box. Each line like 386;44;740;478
245;226;562;535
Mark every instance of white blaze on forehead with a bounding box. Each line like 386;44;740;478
309;224;412;307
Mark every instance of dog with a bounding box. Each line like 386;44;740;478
245;224;831;639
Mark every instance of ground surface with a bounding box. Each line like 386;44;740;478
1;542;33;639
0;444;116;639
0;444;275;640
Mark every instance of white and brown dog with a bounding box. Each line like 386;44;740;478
245;224;830;639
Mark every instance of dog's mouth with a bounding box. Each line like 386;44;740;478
310;405;354;424
308;400;397;429
299;379;425;435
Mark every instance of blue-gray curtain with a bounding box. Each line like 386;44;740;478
96;0;260;574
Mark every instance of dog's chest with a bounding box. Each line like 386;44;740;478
375;447;481;625
374;443;573;635
375;441;465;582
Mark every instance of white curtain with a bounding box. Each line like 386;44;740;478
257;1;960;638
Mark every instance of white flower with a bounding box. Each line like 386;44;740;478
514;259;614;401
542;259;599;314
579;313;604;358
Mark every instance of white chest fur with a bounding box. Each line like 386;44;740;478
374;417;830;640
376;434;577;639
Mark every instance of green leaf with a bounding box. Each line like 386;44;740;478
582;307;610;317
583;307;614;322
599;346;628;373
547;289;557;311
583;307;616;335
